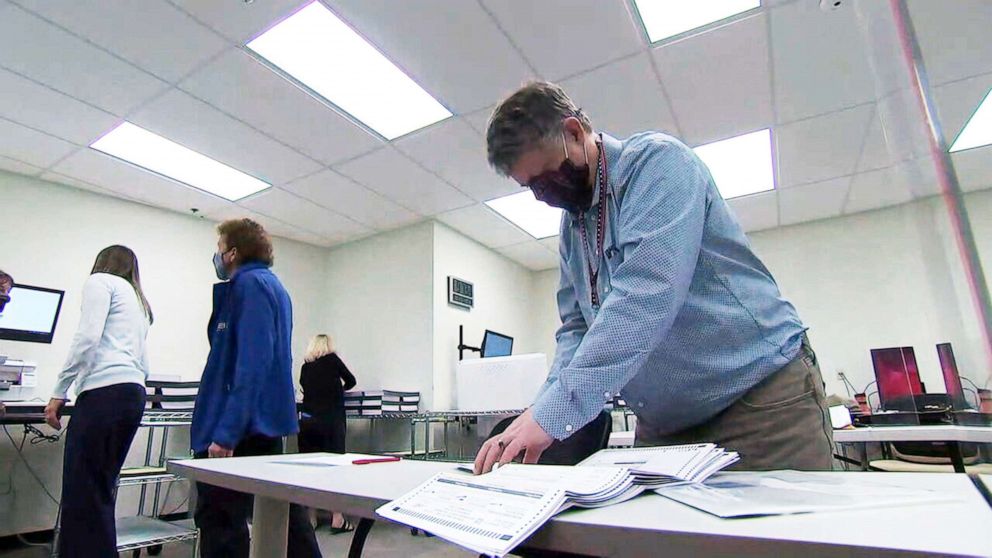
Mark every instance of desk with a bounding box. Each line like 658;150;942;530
834;425;992;472
169;456;992;558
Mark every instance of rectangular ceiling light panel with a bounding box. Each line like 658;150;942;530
694;128;775;199
486;191;563;239
634;0;761;43
950;88;992;153
247;1;451;140
90;122;271;201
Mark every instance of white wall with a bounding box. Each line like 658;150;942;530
431;222;546;409
750;193;992;399
0;171;329;397
323;221;435;406
531;267;562;368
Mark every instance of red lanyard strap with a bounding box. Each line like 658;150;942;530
578;136;608;307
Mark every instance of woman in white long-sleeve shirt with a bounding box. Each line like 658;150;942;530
44;245;153;558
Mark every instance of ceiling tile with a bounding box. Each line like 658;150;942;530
483;0;644;80
49;149;231;214
240;188;371;243
0;3;168;115
199;204;331;246
0;118;79;168
180;49;382;165
41;171;121;199
726;190;779;232
497;241;559;271
845;166;915;214
770;0;877;123
0;155;43;176
651;13;771;145
14;0;228;84
325;0;535;114
335;147;474;216
436;204;533;249
170;0;310;44
464;107;494;136
952;147;992;193
539;236;561;254
395;118;518;202
909;0;992;86
934;72;992;147
131;89;322;185
283;169;419;230
562;53;679;139
776;104;874;187
856;108;899;173
0;67;118;145
778;176;850;226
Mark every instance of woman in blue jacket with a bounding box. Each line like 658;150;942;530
190;218;321;558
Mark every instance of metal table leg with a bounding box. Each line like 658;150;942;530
368;418;375;453
949;441;966;473
424;418;432;460
138;426;156;514
442;418;450;460
348;518;375;558
859;442;869;471
409;418;417;458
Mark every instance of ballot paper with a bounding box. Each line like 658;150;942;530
578;443;740;486
656;470;957;518
377;444;739;557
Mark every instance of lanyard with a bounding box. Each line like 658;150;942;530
578;137;608;308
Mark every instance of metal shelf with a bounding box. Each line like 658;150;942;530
115;516;198;552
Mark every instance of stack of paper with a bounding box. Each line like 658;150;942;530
376;443;738;557
344;389;420;415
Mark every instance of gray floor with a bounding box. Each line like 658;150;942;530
0;521;476;557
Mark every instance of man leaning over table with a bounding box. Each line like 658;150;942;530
474;82;834;474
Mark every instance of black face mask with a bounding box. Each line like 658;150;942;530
527;132;593;213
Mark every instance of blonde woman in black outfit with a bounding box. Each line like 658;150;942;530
299;334;356;533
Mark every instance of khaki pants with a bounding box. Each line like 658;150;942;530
636;337;835;471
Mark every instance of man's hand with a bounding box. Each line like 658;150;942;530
208;443;234;458
473;409;554;475
44;398;66;430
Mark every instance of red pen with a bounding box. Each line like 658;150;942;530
352;456;401;465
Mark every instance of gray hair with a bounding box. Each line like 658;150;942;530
486;82;593;177
0;270;13;293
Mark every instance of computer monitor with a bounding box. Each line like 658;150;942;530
0;284;65;344
481;330;513;358
937;343;970;410
871;346;923;411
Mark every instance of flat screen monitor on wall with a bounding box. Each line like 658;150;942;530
481;330;513;358
0;284;65;344
871;346;924;410
937;343;970;410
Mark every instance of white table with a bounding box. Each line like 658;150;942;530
833;426;992;472
169;455;992;558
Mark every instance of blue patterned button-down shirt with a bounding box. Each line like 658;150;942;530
532;132;806;440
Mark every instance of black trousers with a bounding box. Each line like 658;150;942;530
58;382;146;558
194;435;322;558
298;413;346;454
